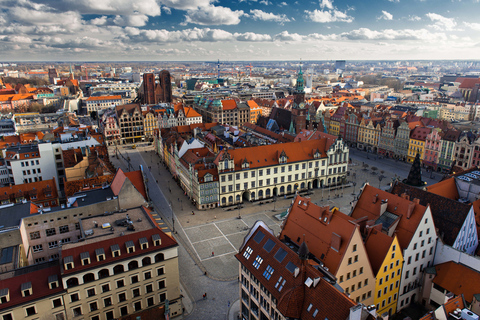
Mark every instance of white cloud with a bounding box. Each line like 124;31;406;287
113;14;149;27
338;27;447;41
304;9;353;23
234;32;272;41
184;5;244;25
91;16;108;25
408;15;421;21
273;30;304;41
464;22;480;31
249;9;290;23
9;7;83;29
259;0;271;5
320;0;334;9
279;2;287;6
426;12;456;30
388;0;399;2
378;10;393;20
160;0;215;10
162;6;172;14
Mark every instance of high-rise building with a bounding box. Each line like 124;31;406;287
142;73;156;105
141;71;172;105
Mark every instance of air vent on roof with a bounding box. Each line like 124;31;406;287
304;277;313;287
294;267;300;278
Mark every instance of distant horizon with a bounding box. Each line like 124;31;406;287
0;0;479;61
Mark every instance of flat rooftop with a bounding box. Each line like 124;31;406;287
64;207;155;249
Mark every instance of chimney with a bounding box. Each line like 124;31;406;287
380;199;388;215
406;202;415;219
349;304;363;320
413;198;420;204
401;193;410;200
331;233;341;252
372;194;378;204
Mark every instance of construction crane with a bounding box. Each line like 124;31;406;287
246;64;253;78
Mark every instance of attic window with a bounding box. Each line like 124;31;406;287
285;261;297;273
253;255;263;269
48;275;59;289
275;276;286;292
263;239;275;253
152;234;161;246
139;237;148;250
0;288;9;303
21;282;32;297
80;252;90;266
125;240;135;253
64;256;74;270
274;248;287;263
95;248;105;262
253;231;265;244
243;246;253;259
263;265;274;280
110;244;121;257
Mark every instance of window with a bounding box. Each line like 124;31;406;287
379;278;383;285
253;256;263;269
102;284;110;293
132;288;140;297
120;306;128;316
147;297;155;307
353;244;357;252
158;280;166;290
160;292;167;302
117;279;125;288
30;231;40;240
104;297;112;307
134;301;142;311
52;298;63;308
157;267;165;276
59;225;69;234
26;306;36;316
32;244;43;253
70;293;79;302
146;284;153;293
73;307;82;317
90;301;98;312
118;293;126;302
144;271;152;280
87;288;95;297
131;275;139;284
263;265;274;280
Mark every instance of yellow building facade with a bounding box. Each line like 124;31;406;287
143;111;156;139
373;235;403;316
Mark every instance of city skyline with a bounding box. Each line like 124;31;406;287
0;0;479;61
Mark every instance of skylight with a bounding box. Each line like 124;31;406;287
274;248;287;263
263;239;275;253
253;231;265;244
286;261;297;273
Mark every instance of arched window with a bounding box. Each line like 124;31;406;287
228;196;233;203
128;260;139;271
66;277;79;288
83;273;95;284
287;185;292;193
258;190;263;198
142;257;151;267
301;182;305;189
113;265;124;275
251;192;255;200
236;194;241;202
280;186;285;194
265;189;271;197
98;269;109;279
222;197;226;204
155;253;164;263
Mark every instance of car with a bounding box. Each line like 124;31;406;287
472;171;480;176
458;176;472;182
132;144;136;149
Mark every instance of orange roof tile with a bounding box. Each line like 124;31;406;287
351;184;427;249
426;177;459;200
364;229;394;275
433;261;480;303
279;195;356;275
221;99;237;110
443;295;465;316
86;95;122;101
184;106;201;118
124;171;147;200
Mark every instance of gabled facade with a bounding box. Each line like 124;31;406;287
357;118;381;153
344;113;360;147
365;231;403;316
393;121;410;161
454;133;476;170
350;184;438;311
438;129;460;173
407;127;431;163
280;196;375;305
378;119;398;157
423;128;442;171
116;104;144;144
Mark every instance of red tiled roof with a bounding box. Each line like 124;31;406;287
279;195;356;275
0;265;64;310
221;99;237;110
364;229;394;276
410;126;432;141
87;95;122;101
62;227;177;275
236;224;357;320
124;170;147;200
443;295;465;315
426;177;459;200
351;185;427;250
459;78;480;89
433;261;480;303
214;139;330;171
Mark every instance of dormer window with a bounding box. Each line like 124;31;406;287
152;234;161;246
95;248;105;261
80;252;90;266
139;237;148;250
125;241;135;253
48;275;59;289
0;288;9;303
64;256;74;270
21;282;32;297
224;159;229;170
110;244;121;257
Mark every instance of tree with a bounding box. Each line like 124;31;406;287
403;153;425;187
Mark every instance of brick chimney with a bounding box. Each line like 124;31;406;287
406;202;415;219
331;233;342;252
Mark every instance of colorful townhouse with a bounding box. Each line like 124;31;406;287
423;128;442;171
437;129;461;173
350;184;437;311
378;119;399;158
280;195;375;305
364;230;403;316
407;126;431;163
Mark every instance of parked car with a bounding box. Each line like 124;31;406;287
458;176;472;182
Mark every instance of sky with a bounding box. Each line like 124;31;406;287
0;0;479;61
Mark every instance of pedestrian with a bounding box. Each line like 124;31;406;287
202;293;206;300
212;251;214;256
192;211;195;215
204;292;207;299
228;301;230;307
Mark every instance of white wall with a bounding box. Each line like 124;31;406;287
434;241;480;271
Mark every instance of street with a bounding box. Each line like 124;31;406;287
108;143;444;319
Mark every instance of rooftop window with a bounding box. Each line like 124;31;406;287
263;239;275;253
274;248;287;263
263;265;274;280
253;231;265;244
253;255;263;269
